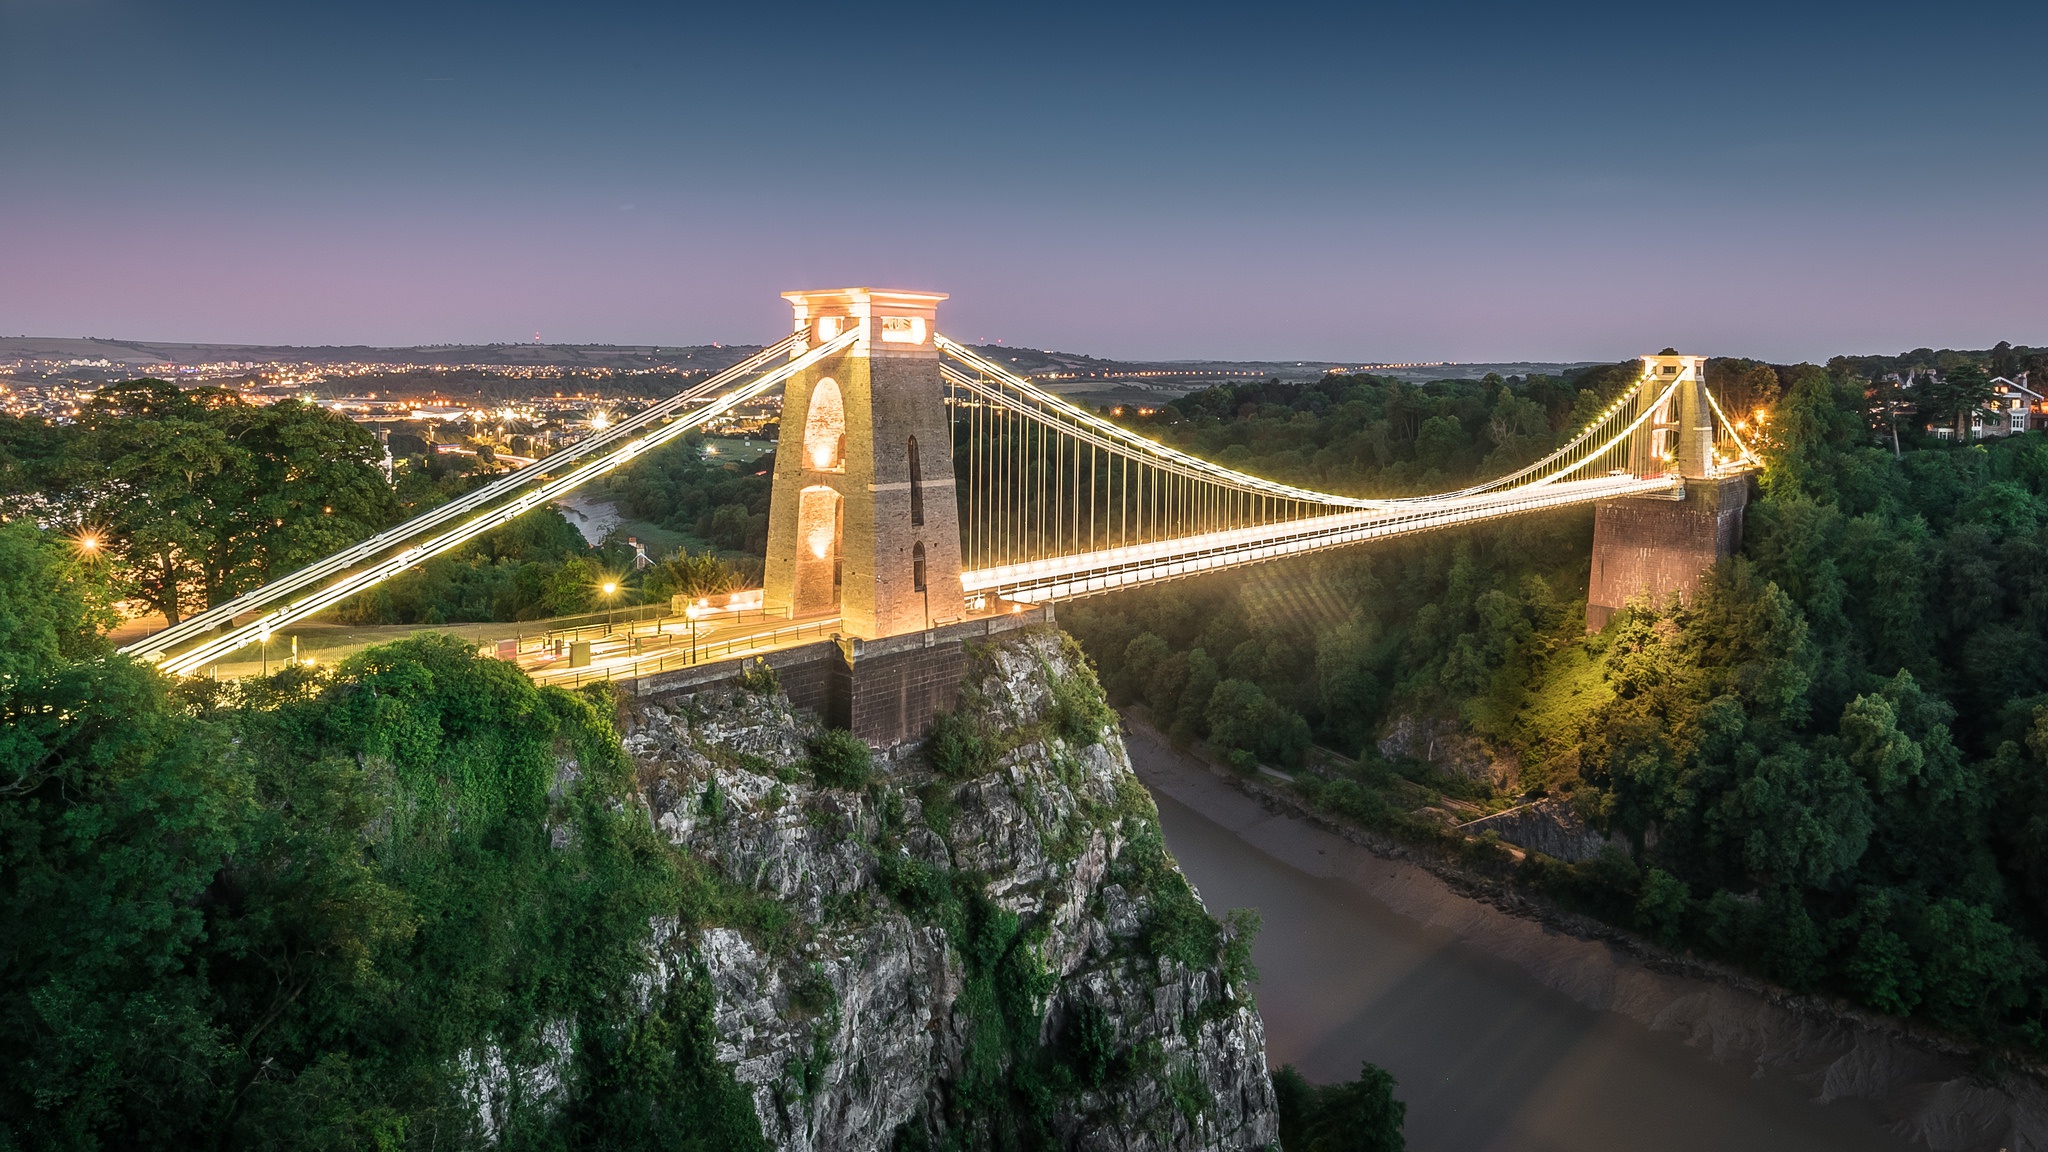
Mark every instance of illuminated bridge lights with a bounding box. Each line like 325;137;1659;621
128;296;1759;679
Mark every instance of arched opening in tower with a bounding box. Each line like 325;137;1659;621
804;377;847;473
793;484;842;616
907;435;924;526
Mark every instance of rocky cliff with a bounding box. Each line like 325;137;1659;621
620;627;1279;1152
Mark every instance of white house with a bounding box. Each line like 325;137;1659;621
1923;371;2042;440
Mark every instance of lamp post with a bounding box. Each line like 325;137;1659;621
601;581;618;636
686;602;704;663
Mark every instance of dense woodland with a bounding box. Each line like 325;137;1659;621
6;343;2048;1145
0;530;777;1147
0;385;754;628
1066;349;2048;1053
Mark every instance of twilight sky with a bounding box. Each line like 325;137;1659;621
3;0;2042;362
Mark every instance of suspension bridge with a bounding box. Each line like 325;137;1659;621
122;287;1759;732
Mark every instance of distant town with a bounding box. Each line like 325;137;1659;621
0;334;1598;446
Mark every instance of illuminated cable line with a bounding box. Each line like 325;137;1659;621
156;328;858;676
948;370;1692;601
124;332;805;661
151;320;1754;676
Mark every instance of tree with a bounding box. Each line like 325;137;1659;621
1917;363;1996;439
63;381;394;622
0;520;121;792
0;520;115;689
1866;373;1910;457
1313;1061;1406;1152
651;548;743;603
1413;414;1463;472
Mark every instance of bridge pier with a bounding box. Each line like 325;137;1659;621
1585;474;1748;631
1586;353;1747;630
626;607;1049;747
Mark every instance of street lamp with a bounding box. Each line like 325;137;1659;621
686;601;704;663
601;580;619;635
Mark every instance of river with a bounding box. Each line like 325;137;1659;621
1128;728;1925;1152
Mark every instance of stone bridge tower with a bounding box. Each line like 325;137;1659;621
1585;353;1749;630
763;288;967;640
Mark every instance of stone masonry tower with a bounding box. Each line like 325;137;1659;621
763;289;967;640
1586;353;1748;630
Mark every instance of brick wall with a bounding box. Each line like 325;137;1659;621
1586;476;1749;631
627;607;1048;747
843;640;970;747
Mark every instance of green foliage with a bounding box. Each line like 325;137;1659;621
0;520;115;691
877;853;951;919
924;710;994;778
1047;652;1116;746
1272;1061;1406;1152
2;374;648;630
1075;356;2048;1047
1108;821;1224;968
1220;908;1261;992
735;657;781;696
1060;1002;1117;1090
595;429;772;557
8;381;396;623
329;506;605;625
806;729;874;790
1206;678;1312;767
0;558;767;1151
564;964;773;1152
647;548;745;603
1634;868;1690;949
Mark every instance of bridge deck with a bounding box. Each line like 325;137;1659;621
964;473;1684;601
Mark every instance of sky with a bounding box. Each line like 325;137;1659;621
2;0;2043;363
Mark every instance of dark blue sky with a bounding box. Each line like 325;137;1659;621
3;0;2041;361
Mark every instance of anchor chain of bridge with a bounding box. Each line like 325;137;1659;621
123;285;1760;677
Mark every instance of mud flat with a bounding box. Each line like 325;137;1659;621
1128;724;2048;1152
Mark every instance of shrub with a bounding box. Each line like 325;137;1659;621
925;710;992;778
877;853;950;918
1273;1061;1407;1152
806;729;873;789
1061;1002;1117;1089
1634;867;1690;948
736;657;780;695
1050;665;1116;745
1206;678;1312;767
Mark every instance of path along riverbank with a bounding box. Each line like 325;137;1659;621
1126;721;2048;1152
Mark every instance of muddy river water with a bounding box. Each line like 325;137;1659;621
1128;727;1954;1152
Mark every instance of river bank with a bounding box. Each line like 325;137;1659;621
1125;721;2048;1152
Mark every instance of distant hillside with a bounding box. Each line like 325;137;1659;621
0;333;1601;405
0;335;760;372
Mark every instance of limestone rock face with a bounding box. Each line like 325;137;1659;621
1458;796;1627;863
622;629;1279;1152
1378;714;1520;790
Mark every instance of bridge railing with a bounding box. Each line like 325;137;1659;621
122;332;806;663
526;615;840;689
505;605;783;654
153;327;860;676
